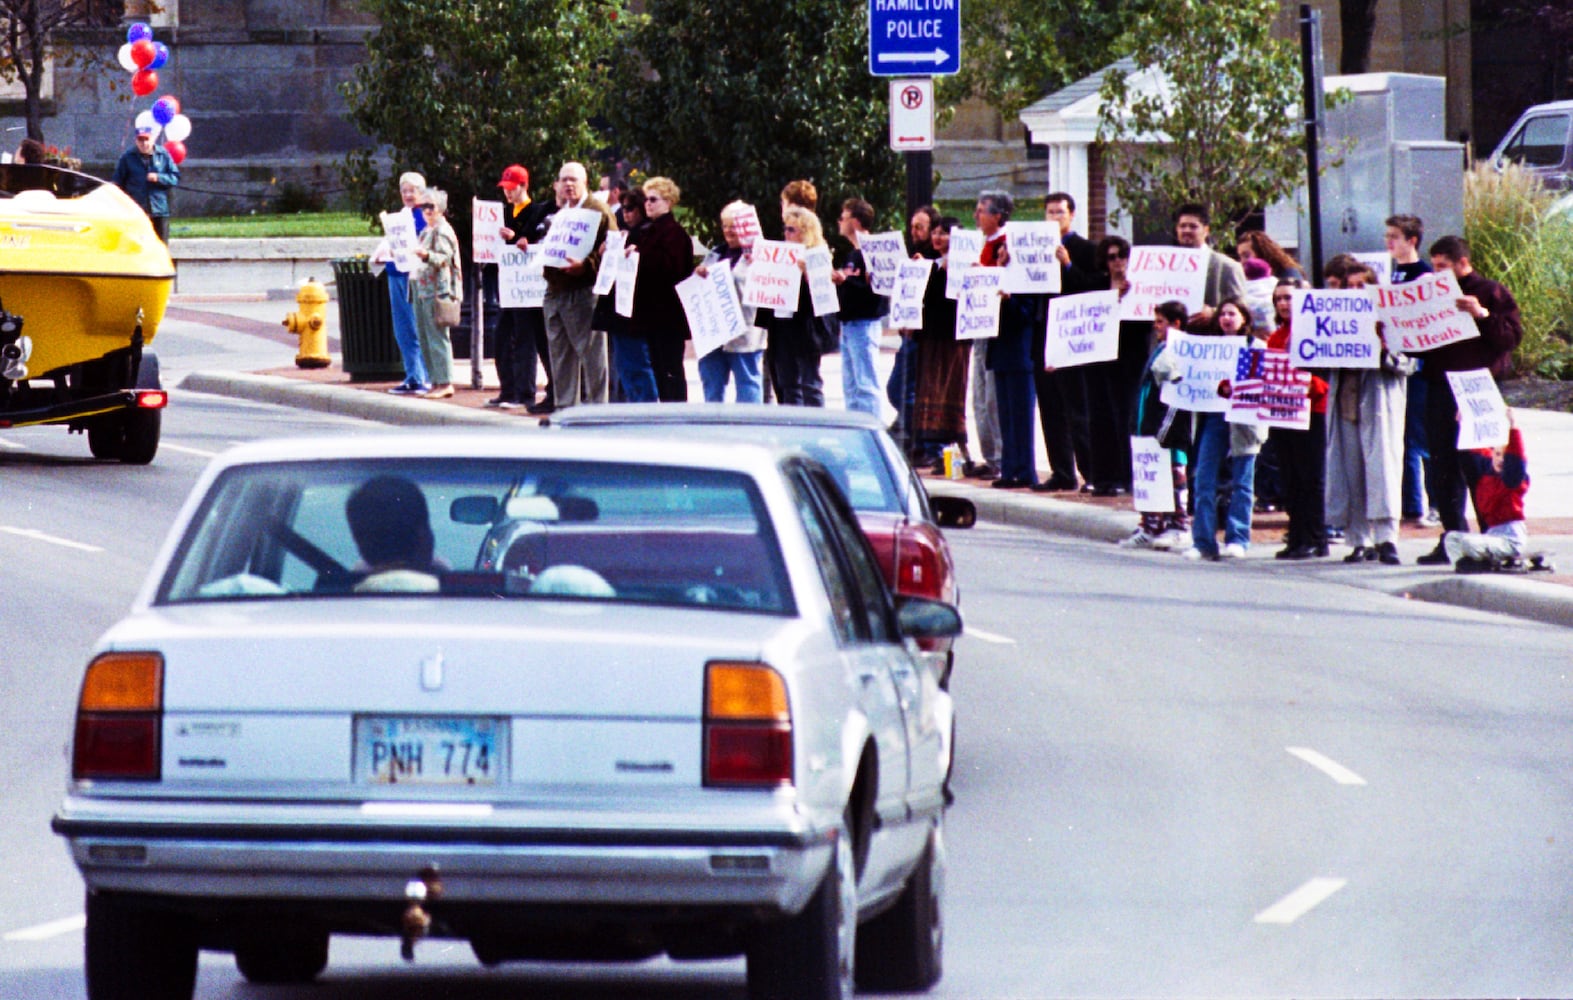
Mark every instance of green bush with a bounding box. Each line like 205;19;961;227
1463;163;1573;377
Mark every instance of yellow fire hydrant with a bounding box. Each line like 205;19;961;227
284;278;331;369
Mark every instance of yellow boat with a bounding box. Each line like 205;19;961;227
0;163;173;463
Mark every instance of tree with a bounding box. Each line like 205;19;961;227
941;0;1128;120
340;0;623;240
1095;0;1304;231
0;0;120;141
606;0;901;244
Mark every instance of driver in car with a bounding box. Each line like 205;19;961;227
346;475;442;593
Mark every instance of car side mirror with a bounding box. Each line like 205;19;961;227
450;495;499;524
895;596;963;640
930;496;976;529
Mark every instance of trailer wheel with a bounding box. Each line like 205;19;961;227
118;408;160;465
86;417;124;460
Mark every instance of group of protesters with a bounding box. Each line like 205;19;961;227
379;165;1527;571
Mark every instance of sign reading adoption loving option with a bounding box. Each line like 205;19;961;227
1120;246;1209;320
1158;332;1247;413
1044;290;1119;369
498;247;545;309
1289;288;1381;369
1374;270;1480;354
676;259;749;359
741;240;803;312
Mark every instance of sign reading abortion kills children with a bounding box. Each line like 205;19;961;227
1374;271;1480;354
1446;368;1511;450
945;228;984;300
1159;332;1247;413
1120;247;1209;320
1289;288;1381;369
956;268;1003;340
860;232;908;297
890;258;932;329
1002;221;1062;294
1130;437;1175;513
1044;290;1119;369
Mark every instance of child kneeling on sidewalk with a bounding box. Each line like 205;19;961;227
1443;408;1530;572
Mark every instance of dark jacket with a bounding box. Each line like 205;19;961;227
770;279;840;356
834;246;889;321
1422;270;1523;381
111;144;179;218
627;212;694;340
980;234;1036;373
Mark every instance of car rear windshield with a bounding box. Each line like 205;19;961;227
158;458;794;614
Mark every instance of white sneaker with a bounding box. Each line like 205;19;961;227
1118;530;1156;549
1180;547;1203;561
1152;527;1188;551
1222;543;1247;560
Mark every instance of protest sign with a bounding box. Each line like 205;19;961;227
677;259;750;358
860;232;907;297
1045;290;1119;369
1446;368;1510;449
498;247;545;309
1226;349;1311;430
615;250;639;318
741;239;802;311
1120;246;1209;320
1374;270;1480;354
592;230;627;297
1159;332;1247;412
1130;437;1175;513
1351;252;1392;285
472;199;505;264
890;259;932;329
956;268;1003;340
1002;221;1062;294
540;207;603;268
804;246;840;317
945;229;984;300
378;208;420;273
1289;288;1380;369
731;205;761;248
1244;276;1277;331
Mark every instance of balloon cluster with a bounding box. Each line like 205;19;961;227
116;23;192;165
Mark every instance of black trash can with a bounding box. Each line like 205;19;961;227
332;257;405;382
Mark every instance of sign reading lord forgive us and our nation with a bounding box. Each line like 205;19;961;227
1044;290;1118;369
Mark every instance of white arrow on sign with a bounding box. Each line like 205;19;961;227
877;49;949;64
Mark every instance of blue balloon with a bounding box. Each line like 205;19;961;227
147;42;169;70
126;23;152;44
152;97;177;127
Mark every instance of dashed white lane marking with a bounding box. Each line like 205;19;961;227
962;626;1016;645
0;526;103;552
1254;877;1348;924
4;914;85;942
159;442;219;458
1287;746;1368;786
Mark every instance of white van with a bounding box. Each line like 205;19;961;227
1488;101;1573;189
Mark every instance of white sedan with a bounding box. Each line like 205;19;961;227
53;431;958;1000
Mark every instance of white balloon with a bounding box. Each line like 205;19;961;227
117;43;139;74
164;114;191;143
133;109;161;139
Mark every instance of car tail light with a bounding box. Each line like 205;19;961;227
73;652;163;781
134;390;168;409
704;662;792;787
894;525;947;601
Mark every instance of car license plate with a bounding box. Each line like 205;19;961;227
355;716;507;786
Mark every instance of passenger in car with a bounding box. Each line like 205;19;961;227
346;475;441;593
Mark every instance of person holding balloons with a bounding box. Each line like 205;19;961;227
111;124;179;242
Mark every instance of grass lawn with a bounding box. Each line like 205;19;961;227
169;211;373;239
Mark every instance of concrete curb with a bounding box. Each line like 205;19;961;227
174;371;1573;630
177;372;518;429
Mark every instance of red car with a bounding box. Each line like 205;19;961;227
550;405;974;686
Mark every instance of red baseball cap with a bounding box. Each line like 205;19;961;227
497;165;529;189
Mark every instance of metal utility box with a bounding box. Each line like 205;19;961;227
1300;73;1466;261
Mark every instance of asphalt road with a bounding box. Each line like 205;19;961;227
1;391;1570;998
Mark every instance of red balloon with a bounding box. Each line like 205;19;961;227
129;39;156;69
131;69;157;96
164;140;186;165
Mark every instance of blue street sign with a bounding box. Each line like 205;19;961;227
868;0;960;77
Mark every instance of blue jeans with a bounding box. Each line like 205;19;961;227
1402;374;1429;516
994;370;1037;483
611;333;659;403
698;349;764;403
387;269;428;388
887;333;919;431
840;317;883;415
1191;413;1257;555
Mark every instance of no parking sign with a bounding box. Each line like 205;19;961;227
889;78;934;152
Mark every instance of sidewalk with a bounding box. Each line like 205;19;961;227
167;291;1573;630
